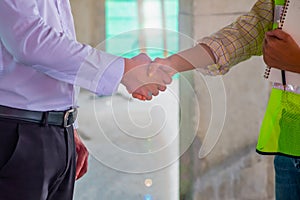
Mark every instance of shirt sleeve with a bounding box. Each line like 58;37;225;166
198;0;274;76
0;0;124;96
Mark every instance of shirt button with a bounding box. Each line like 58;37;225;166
33;7;39;15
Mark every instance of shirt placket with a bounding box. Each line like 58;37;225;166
0;42;3;72
54;0;77;107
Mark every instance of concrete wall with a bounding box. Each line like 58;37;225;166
179;0;275;199
70;0;105;47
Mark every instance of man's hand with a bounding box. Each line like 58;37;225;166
74;129;89;180
263;29;300;73
121;53;172;101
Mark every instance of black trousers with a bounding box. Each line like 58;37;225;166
0;117;76;200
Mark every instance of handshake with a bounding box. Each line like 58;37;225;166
121;53;178;101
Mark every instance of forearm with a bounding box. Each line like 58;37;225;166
199;0;273;69
0;0;124;95
167;44;216;72
0;1;89;72
165;0;274;77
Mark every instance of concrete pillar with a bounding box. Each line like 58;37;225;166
70;0;105;47
178;0;197;199
179;0;275;199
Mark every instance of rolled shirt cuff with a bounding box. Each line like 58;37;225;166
96;55;124;96
197;38;231;76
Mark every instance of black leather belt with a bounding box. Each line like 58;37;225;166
0;105;77;128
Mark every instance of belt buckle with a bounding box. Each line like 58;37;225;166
63;108;78;128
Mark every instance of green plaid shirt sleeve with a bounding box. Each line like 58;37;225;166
199;0;274;75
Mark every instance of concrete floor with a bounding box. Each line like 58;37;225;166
74;81;179;200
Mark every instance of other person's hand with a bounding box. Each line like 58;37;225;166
263;29;300;73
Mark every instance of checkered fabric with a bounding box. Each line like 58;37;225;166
199;0;274;75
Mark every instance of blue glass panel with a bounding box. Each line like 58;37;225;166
105;0;179;79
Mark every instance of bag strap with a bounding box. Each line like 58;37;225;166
281;70;286;89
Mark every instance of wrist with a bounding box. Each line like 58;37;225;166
123;58;130;75
121;58;130;85
168;54;194;73
176;44;216;71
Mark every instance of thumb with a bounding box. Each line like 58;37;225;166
147;58;164;77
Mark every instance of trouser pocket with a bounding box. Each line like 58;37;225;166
0;118;20;174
